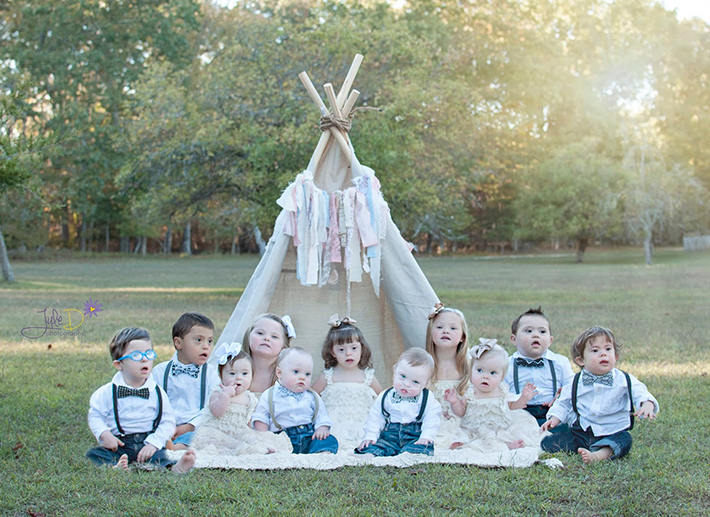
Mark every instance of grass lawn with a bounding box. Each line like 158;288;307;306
1;248;709;516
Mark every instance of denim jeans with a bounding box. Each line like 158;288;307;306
282;423;339;454
86;433;174;468
355;421;434;457
541;422;633;459
173;431;194;446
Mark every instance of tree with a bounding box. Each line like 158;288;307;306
514;138;625;262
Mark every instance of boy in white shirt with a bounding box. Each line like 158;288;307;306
505;307;575;427
86;327;195;472
152;312;220;449
541;326;658;463
252;347;338;454
355;348;442;457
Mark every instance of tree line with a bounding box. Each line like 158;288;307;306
2;0;709;280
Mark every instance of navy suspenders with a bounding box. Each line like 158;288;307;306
163;360;208;410
111;384;163;436
513;357;557;395
571;371;635;431
381;387;429;426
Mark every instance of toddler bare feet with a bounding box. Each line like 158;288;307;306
172;449;196;474
113;454;129;470
578;447;612;464
507;439;525;450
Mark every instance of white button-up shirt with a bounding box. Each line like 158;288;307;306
361;389;442;443
152;353;220;427
547;368;659;436
251;382;333;432
88;372;176;450
505;350;575;405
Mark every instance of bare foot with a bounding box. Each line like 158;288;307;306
171;443;188;451
578;447;612;464
507;439;525;450
172;449;196;474
450;442;463;450
113;454;129;471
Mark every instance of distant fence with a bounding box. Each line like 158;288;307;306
683;235;710;251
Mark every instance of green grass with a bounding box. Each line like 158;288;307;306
1;248;709;516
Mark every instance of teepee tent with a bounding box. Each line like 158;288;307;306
217;55;439;383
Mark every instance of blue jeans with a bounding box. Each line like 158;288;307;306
173;431;194;446
541;422;633;459
355;422;434;457
86;433;174;468
282;423;339;454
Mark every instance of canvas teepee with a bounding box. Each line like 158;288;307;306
217;55;439;383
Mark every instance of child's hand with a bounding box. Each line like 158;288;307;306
99;431;124;451
540;417;561;432
172;423;195;440
543;387;563;407
221;383;237;398
312;425;331;440
414;437;433;446
444;388;460;404
520;383;537;405
357;439;375;451
137;443;158;463
635;401;657;420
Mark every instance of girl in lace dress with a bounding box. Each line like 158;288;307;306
192;342;292;454
424;304;471;449
311;315;383;450
445;340;540;452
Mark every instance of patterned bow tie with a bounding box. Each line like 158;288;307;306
277;384;306;399
516;357;545;368
392;392;418;403
582;370;614;386
171;363;200;378
117;385;150;399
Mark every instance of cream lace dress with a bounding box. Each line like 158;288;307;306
192;390;292;454
430;380;465;449
319;368;378;450
456;384;541;452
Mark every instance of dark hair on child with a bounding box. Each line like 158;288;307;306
217;350;253;378
511;306;551;335
110;327;151;361
571;326;622;363
321;323;373;370
172;312;214;340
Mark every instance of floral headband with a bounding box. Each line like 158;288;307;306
328;314;357;328
427;302;445;320
468;338;498;359
281;315;297;339
214;342;242;365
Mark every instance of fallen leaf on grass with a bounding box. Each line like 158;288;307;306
27;509;46;517
56;383;65;388
47;344;52;350
12;442;24;453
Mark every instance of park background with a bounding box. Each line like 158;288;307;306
1;1;709;515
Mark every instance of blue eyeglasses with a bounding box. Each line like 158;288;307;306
117;349;157;362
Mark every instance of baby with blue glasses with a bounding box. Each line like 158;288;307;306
86;327;195;473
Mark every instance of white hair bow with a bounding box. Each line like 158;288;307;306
468;338;498;359
214;342;242;365
282;315;297;339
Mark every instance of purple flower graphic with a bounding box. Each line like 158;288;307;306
83;298;103;319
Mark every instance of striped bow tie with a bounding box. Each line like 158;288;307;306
516;357;545;368
117;385;150;399
171;363;199;378
582;370;614;386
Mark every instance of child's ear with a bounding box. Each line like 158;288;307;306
510;334;517;344
113;360;123;371
173;336;182;350
574;356;585;368
275;366;282;379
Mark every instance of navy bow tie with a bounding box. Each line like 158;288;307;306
171;363;200;378
392;392;418;403
117;385;150;399
277;384;306;399
582;370;614;386
516;357;545;368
